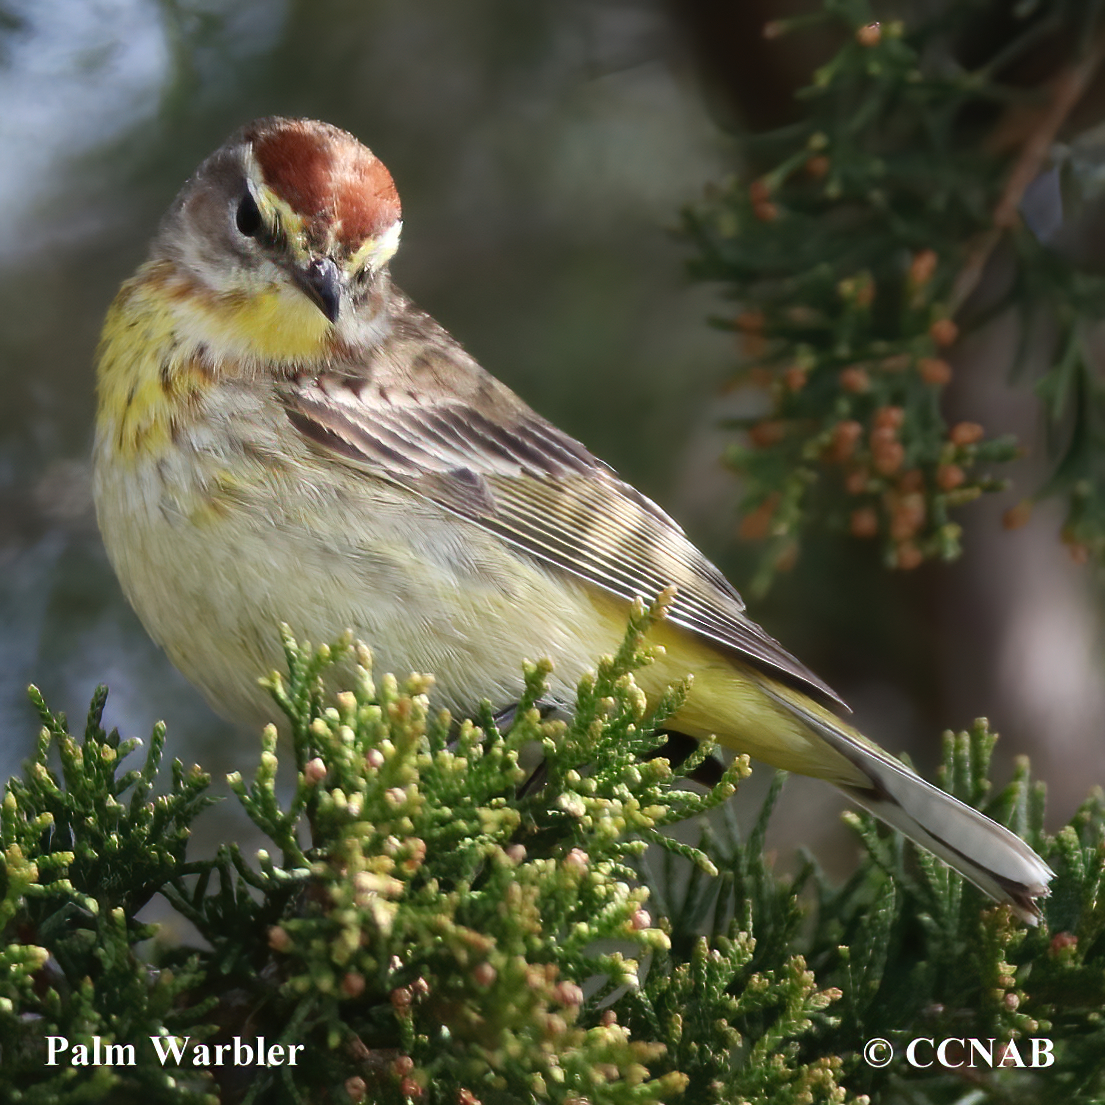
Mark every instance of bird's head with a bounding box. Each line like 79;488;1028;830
151;116;402;362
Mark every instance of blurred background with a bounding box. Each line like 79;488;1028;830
1;0;1102;878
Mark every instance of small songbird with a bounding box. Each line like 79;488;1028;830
92;117;1052;922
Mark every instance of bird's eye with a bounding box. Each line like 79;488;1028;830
235;193;263;238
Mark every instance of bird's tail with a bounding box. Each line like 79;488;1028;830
768;690;1054;925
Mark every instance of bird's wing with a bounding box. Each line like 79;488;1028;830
279;356;845;710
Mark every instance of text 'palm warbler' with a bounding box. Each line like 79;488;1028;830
93;117;1052;922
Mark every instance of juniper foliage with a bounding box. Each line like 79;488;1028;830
684;0;1105;590
3;603;1105;1104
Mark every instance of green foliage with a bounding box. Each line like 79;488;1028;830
1;599;754;1105
1;688;217;1104
4;607;1105;1103
209;599;716;1104
632;719;1105;1105
684;0;1105;590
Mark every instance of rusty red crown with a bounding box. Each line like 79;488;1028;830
246;118;401;250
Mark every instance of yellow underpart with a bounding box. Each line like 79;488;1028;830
192;281;331;361
584;588;867;788
96;274;198;461
96;262;331;463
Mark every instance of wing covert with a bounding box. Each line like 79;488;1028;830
279;364;845;710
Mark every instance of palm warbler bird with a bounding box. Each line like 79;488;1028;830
93;117;1052;922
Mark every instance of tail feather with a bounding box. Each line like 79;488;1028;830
769;691;1054;925
842;783;1052;926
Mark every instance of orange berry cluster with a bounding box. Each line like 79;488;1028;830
814;406;996;568
732;258;999;568
748;179;778;223
737;296;1001;568
726;214;1029;570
